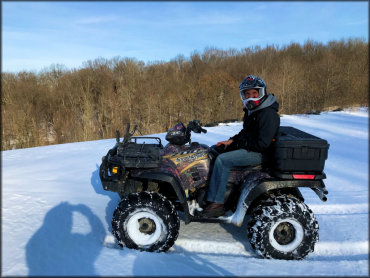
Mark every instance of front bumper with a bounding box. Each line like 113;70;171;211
99;153;125;192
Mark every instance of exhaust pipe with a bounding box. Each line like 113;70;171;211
311;187;328;202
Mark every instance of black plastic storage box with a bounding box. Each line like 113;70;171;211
272;126;329;173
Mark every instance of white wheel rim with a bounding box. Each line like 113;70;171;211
269;218;304;253
126;210;165;246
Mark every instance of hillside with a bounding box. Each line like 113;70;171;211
2;108;368;276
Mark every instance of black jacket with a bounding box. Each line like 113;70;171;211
230;96;280;153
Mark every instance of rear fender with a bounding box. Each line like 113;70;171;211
245;179;328;209
221;172;328;227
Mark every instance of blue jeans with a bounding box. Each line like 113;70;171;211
207;149;263;204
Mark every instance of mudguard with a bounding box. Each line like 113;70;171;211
130;170;192;224
221;172;328;226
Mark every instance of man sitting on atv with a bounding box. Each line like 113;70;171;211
199;75;280;218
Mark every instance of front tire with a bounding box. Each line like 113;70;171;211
112;191;180;252
247;195;319;260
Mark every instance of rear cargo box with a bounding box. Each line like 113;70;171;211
272;126;329;173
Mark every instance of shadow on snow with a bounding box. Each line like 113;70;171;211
90;164;120;233
25;202;105;276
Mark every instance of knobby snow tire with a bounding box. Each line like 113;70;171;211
247;195;319;260
112;191;180;252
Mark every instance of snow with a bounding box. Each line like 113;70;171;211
269;219;304;253
2;108;369;276
125;209;167;246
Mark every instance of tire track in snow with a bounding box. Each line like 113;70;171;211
173;239;368;258
313;241;369;257
103;235;368;259
309;203;368;215
172;239;252;256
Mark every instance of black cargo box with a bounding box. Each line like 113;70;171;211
272;126;329;173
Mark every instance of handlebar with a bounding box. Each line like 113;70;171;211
187;120;207;134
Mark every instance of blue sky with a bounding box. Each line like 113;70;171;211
2;1;368;73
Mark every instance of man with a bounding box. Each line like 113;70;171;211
200;75;280;218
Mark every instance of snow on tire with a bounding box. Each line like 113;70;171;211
247;195;319;260
112;191;180;252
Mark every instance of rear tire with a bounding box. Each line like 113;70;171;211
247;195;319;260
112;191;180;252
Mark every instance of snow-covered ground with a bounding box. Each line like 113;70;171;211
2;108;369;276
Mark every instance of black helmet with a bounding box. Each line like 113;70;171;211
165;122;190;145
239;75;266;109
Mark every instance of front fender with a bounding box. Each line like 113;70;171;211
130;170;191;224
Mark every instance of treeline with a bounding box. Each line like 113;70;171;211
1;38;368;150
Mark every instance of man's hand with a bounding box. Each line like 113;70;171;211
216;139;233;149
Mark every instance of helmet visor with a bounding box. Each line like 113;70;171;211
240;87;265;101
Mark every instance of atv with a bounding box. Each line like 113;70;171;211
99;120;329;260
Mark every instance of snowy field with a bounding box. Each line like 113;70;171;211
2;108;369;276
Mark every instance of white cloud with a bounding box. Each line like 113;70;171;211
345;19;368;26
74;15;120;25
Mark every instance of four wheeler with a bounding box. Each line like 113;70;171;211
99;120;329;260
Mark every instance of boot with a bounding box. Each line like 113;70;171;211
198;202;225;218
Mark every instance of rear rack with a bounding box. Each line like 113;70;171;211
128;136;163;147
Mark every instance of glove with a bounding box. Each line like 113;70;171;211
216;139;233;150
